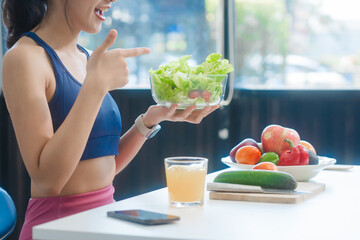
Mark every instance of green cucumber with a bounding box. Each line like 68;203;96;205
213;170;297;190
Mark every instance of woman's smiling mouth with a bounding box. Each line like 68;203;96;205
95;7;109;21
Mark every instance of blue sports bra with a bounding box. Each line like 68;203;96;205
23;32;122;160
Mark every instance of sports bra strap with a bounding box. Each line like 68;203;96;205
77;44;90;59
22;32;90;72
22;32;64;72
22;32;55;54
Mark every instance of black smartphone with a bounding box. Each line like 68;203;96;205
107;209;180;225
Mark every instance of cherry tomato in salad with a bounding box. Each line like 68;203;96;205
188;90;202;99
202;90;211;102
235;146;261;165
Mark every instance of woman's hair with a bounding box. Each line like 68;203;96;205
1;0;47;48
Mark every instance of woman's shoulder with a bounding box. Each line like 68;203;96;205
3;36;53;77
2;36;52;87
4;36;47;64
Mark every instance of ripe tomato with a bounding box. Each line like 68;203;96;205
202;90;211;102
252;162;279;171
235;146;261;165
188;90;202;99
300;140;316;154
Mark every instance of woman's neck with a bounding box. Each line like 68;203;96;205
33;5;80;53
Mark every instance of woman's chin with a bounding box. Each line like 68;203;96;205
84;25;102;34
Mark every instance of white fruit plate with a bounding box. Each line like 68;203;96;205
221;156;336;182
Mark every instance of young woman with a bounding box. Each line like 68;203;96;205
1;0;219;239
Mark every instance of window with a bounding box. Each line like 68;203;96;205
3;0;357;91
79;0;225;89
234;0;360;89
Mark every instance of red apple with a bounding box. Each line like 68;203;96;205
261;125;300;155
229;138;261;162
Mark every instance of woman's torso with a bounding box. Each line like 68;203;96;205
17;35;117;198
31;156;116;197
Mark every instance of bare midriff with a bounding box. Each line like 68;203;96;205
30;155;116;198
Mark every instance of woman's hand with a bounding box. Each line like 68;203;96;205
85;29;150;93
142;104;219;127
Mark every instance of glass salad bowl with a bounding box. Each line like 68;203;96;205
150;73;228;109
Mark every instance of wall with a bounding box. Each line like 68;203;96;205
231;90;360;164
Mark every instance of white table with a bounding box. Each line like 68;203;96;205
33;166;360;240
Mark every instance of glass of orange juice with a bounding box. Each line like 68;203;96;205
164;156;208;208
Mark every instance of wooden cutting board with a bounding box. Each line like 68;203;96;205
209;182;325;204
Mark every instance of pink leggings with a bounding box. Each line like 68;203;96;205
19;185;115;240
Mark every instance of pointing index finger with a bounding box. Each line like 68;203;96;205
120;47;151;58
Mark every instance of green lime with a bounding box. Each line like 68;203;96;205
259;152;279;165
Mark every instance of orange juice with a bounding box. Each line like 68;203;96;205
164;157;208;207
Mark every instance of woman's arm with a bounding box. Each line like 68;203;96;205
2;30;149;196
2;46;108;196
114;104;219;174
